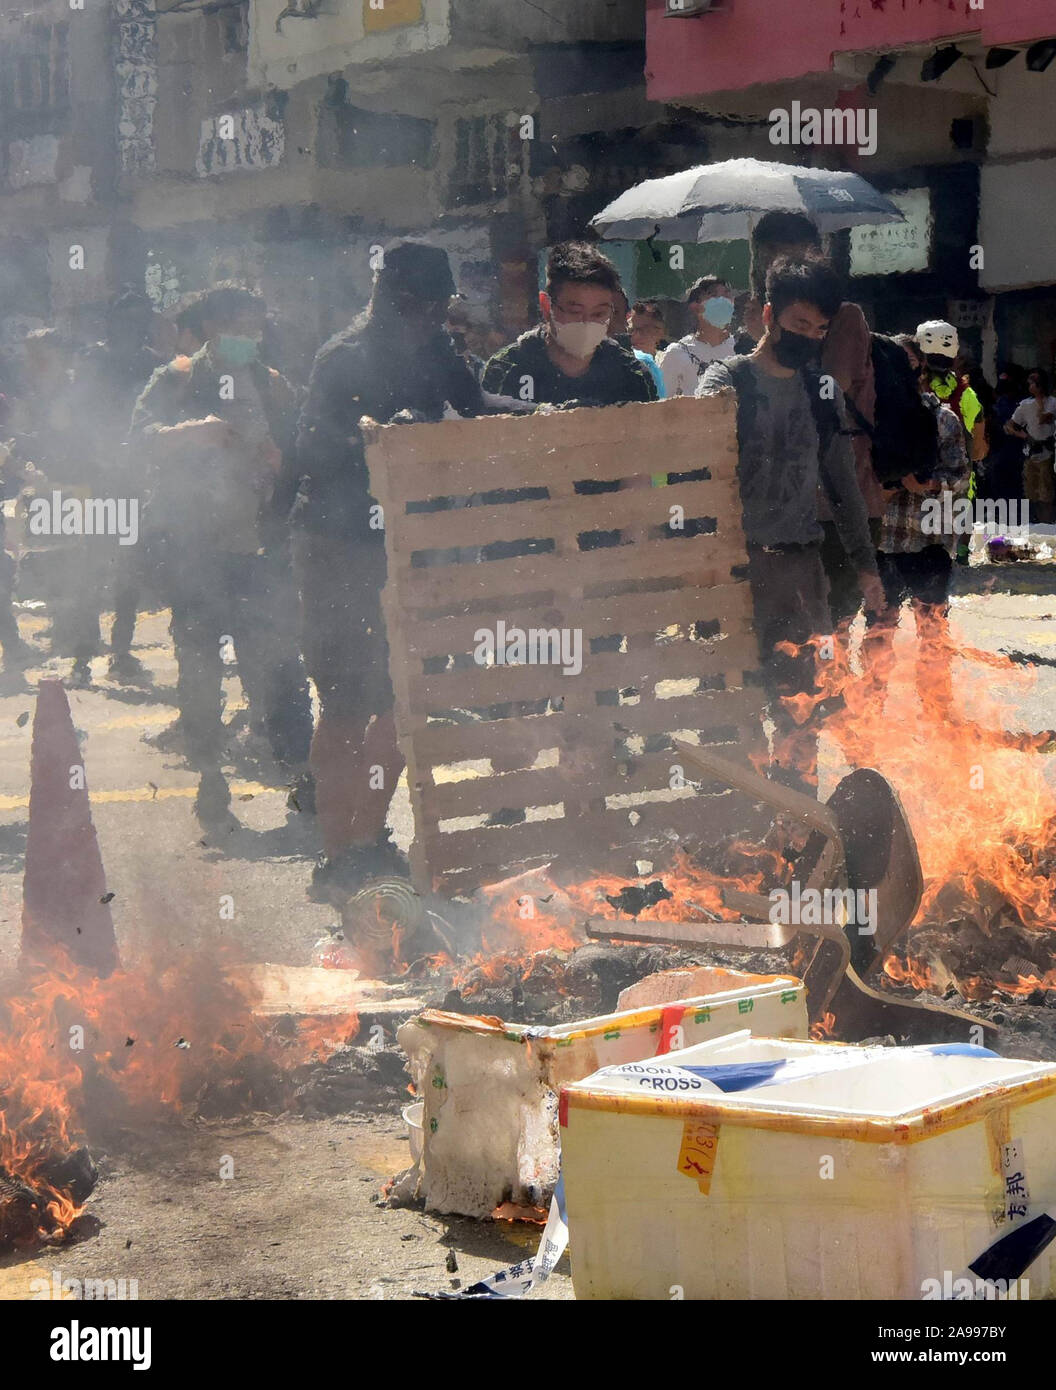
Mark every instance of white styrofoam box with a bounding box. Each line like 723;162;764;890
397;969;806;1218
560;1035;1056;1300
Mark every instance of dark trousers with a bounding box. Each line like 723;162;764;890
877;545;953;612
109;544;145;656
295;530;400;856
50;539;140;661
161;544;312;770
746;542;833;792
819;517;881;626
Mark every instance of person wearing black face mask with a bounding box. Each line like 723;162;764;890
770;324;822;370
742;216;883;628
697;257;883;794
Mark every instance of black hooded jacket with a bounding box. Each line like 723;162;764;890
292;312;484;539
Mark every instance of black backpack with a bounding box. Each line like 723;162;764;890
847;334;939;486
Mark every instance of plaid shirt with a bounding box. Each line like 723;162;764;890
879;394;970;555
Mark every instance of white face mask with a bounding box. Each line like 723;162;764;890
550;316;608;360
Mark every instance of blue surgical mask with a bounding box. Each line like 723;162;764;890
703;296;735;329
215;334;261;367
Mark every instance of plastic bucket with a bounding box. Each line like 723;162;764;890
402;1100;424;1165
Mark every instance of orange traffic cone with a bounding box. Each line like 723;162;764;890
20;680;120;976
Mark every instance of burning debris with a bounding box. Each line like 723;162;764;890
0;952;365;1251
602;880;672;919
0;1149;97;1254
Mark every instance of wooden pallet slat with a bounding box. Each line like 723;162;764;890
388;475;745;553
366;396;767;896
405;639;757;713
388;538;749;611
393;583;754;660
364;394;737;475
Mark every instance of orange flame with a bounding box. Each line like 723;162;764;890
0;945;358;1245
775;613;1056;992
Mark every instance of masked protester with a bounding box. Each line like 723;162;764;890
132;283;313;830
481;242;656;407
917;320;987;557
697;257;884;795
659;276;736;398
916;321;985;450
293;241;485;902
741;214;881;628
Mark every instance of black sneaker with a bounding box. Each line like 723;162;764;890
69;658;92;689
194;770;238;832
108;652;149;684
308;847;372;905
286;770;317;815
362;831;410;878
308;835;409;905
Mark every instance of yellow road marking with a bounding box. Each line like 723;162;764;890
95;710;172;731
0;780;279;811
0;702;250;739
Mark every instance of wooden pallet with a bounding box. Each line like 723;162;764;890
364;394;769;897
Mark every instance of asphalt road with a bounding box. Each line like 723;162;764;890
0;605;339;973
0;569;1053;1301
1;570;1053;976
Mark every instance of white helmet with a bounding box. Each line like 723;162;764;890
916;319;959;359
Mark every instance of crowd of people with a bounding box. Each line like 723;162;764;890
0;223;1052;901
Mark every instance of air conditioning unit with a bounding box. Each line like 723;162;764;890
664;0;720;16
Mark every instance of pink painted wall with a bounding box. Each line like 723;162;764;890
646;0;1056;102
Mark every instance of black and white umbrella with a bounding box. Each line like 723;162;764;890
590;158;905;242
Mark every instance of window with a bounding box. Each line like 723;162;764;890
325;104;435;170
0;23;70;122
449;115;507;208
220;2;249;56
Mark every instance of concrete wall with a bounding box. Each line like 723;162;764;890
980;159;1056;291
988;61;1056;158
977;54;1056;291
151;7;258;175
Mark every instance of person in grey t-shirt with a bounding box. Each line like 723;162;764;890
697;257;883;793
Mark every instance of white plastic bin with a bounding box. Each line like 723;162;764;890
560;1034;1056;1300
397;969;806;1217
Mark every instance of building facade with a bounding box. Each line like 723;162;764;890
644;0;1056;374
0;0;720;369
